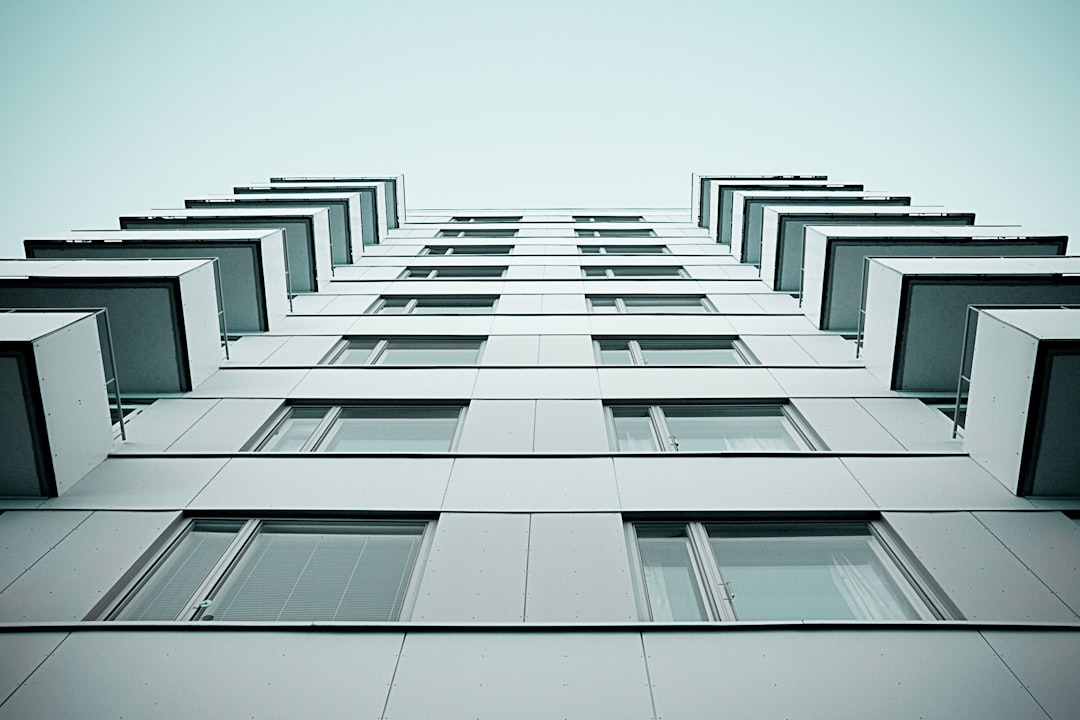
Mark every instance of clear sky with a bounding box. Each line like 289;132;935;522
1;0;1078;254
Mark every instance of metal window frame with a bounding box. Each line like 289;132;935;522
582;266;687;279
629;519;950;623
593;337;749;366
587;296;714;314
371;296;499;314
578;245;670;255
325;337;487;366
606;402;816;452
101;517;434;622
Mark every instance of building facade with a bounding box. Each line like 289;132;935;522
0;174;1078;718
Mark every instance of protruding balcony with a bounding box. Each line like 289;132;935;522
758;206;977;292
859;256;1080;393
270;175;402;230
964;308;1080;496
24;229;289;333
801;226;1070;331
730;191;912;264
185;192;363;266
0;311;113;496
119;207;332;293
0;259;223;394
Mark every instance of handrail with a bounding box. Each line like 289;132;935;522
1;306;127;440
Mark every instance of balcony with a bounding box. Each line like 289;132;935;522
801;226;1070;331
119;207;332;293
0;259;222;394
964;308;1080;496
0;311;112;496
859;256;1080;393
24;229;289;333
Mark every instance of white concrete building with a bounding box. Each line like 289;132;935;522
0;174;1077;718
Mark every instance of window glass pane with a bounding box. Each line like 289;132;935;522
638;340;742;365
587;297;619;313
662;405;805;451
707;523;923;621
318;406;462;451
435;267;506;278
260;407;330;451
637;527;709;621
583;267;609;277
208;522;424;622
376;298;411;314
610;407;659;451
404;268;435;278
596;340;634;365
115;521;243;621
424;247;450;255
579;246;602;254
623;297;705;313
331;340;379;365
412;298;495;314
377;339;482;365
610;267;683;277
573;215;644;222
449;246;512;255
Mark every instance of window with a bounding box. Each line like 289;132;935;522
423;246;513;256
595;338;748;365
587;295;713;313
402;266;506;279
583;266;686;279
631;521;942;622
607;404;814;451
324;337;485;365
576;229;656;238
451;216;522;223
370;296;497;314
106;519;427;621
580;245;669;255
253;405;465;452
573;215;644;223
437;229;518;238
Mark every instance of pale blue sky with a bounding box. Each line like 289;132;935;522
1;0;1078;254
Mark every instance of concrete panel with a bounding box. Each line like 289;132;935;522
384;632;653;720
0;631;402;720
168;399;283;452
263;336;345;365
443;458;619;511
188;369;309;398
319;295;383;314
534;399;609;451
349;314;495;336
740;335;814;365
726;315;818;334
615;456;872;511
525;513;638;622
495;294;542;313
885;511;1078;621
222;335;286;364
645;630;1046;720
113;399;217;453
0;633;67;706
456;400;536;452
291;368;478;399
706;294;768;314
982;630;1080;720
491;315;591;334
975;511;1080;617
190;457;452;511
791;333;860;364
541;294;587;313
791;398;905;452
588;314;736;336
598;367;785;399
481;335;539;366
411;513;529;621
856;398;963;452
769;368;895;397
41;458;228;510
537;334;595;366
0;510;180;621
842;457;1034;510
0;511;90;591
473;369;601;399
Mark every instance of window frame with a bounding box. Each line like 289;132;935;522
605;402;818;452
249;403;468;453
401;266;507;280
322;337;487;366
98;517;434;622
575;228;657;238
436;229;519;238
593;337;752;366
627;519;950;622
579;245;669;255
450;216;523;223
582;266;688;279
586;295;715;314
422;246;514;256
573;215;645;223
369;296;499;314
